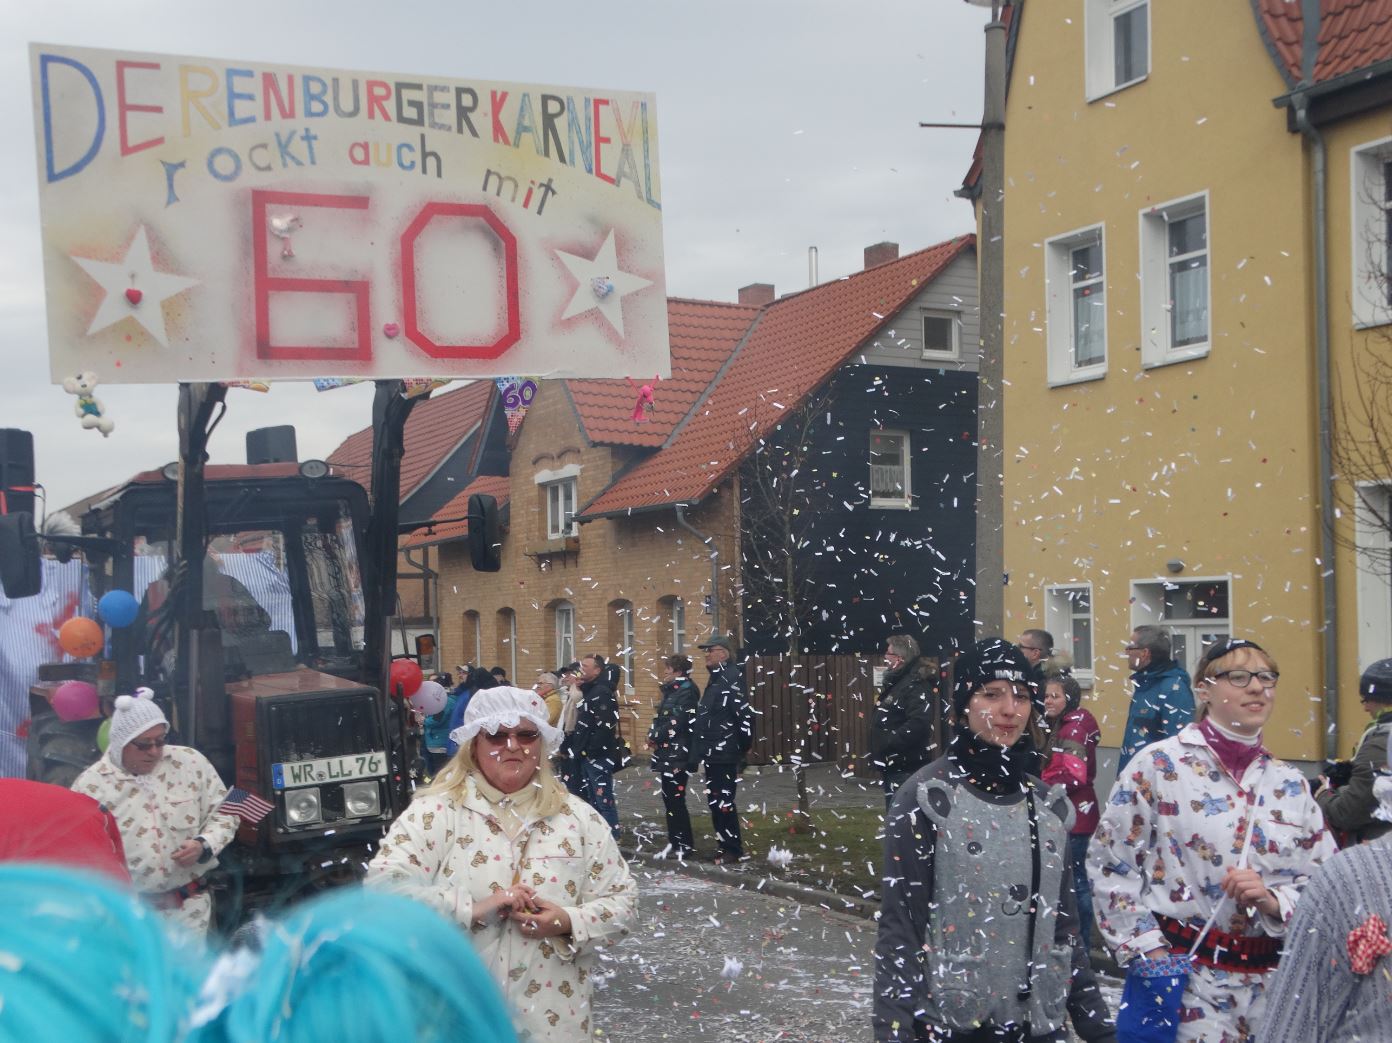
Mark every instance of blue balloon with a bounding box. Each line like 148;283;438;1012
97;590;139;628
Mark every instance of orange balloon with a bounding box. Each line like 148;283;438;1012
58;617;104;659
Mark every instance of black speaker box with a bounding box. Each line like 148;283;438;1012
246;426;298;465
0;429;35;517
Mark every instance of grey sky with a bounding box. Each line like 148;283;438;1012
1;0;987;507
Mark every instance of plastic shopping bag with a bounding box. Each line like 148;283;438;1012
1115;954;1190;1043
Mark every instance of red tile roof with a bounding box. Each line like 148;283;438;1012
578;235;975;517
1255;0;1392;87
400;475;511;549
327;381;494;500
564;298;760;447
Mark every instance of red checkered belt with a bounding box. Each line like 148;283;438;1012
143;876;208;911
1156;913;1283;972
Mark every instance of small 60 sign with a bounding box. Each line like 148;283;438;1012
500;379;537;409
251;189;521;363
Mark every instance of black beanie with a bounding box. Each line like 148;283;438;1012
951;637;1035;714
1361;658;1392;703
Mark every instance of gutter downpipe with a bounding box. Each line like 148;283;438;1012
675;504;721;637
1292;92;1340;762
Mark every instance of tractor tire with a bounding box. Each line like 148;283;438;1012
26;711;102;788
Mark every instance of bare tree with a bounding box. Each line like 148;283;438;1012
737;379;840;834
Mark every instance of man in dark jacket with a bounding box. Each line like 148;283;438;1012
1119;624;1194;769
1316;657;1392;844
688;636;752;863
869;634;942;807
562;653;621;836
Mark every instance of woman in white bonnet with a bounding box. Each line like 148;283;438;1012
1261;747;1392;1041
71;687;236;935
367;685;636;1042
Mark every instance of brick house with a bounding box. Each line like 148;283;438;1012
390;235;980;742
327;381;506;660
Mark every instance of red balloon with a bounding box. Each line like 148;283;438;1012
59;617;104;659
388;660;423;699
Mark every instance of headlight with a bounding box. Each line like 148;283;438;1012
285;787;322;825
342;780;381;819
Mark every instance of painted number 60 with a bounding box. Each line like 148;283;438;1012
251;189;521;363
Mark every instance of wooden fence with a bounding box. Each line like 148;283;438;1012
743;654;880;776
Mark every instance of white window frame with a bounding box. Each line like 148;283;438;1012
920;309;962;361
1350;137;1392;329
869;428;913;510
1354;482;1392;669
503;608;517;681
1085;0;1150;102
1139;191;1211;368
554;602;575;667
671;597;686;655
619;603;635;693
1130;576;1232;678
1045;224;1108;386
1043;584;1095;686
545;478;578;539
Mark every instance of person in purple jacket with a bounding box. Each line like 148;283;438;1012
1041;670;1102;950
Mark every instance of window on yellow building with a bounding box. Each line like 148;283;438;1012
1045;225;1107;385
1131;577;1231;678
1044;585;1094;684
1140;193;1210;367
1353;484;1392;666
1351;140;1392;328
1085;0;1150;101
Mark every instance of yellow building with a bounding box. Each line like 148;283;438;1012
976;0;1392;762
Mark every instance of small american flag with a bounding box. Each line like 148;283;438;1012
219;787;275;825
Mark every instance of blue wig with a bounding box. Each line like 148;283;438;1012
0;863;207;1042
193;888;517;1042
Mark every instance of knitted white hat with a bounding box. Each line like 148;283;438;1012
107;687;169;768
449;686;563;754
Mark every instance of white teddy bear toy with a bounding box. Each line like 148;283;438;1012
62;371;115;437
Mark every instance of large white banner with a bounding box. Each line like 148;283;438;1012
31;44;669;383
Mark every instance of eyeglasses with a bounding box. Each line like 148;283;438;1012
480;729;542;747
128;737;168;752
1211;669;1280;689
1124;645;1143;651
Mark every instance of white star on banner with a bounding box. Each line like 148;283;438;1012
71;225;199;348
554;230;652;339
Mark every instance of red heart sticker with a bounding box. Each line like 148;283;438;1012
383;322;400;338
125;288;143;305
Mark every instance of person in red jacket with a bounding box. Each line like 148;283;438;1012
1041;670;1102;949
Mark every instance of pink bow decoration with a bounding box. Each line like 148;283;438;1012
627;374;659;423
1347;913;1392;974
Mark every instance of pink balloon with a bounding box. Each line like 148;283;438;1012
409;679;447;716
52;681;99;723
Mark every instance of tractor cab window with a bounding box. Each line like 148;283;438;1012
128;500;365;680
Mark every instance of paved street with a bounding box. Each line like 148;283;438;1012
595;867;876;1042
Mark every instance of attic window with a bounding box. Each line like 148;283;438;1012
921;310;961;360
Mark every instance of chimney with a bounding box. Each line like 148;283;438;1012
738;283;775;306
864;241;900;270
